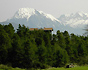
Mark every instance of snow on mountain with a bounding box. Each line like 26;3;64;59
0;8;88;35
13;8;36;20
58;12;88;28
39;11;60;22
11;8;60;22
5;8;62;33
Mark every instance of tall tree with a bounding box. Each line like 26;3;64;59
0;28;11;64
23;39;38;68
10;33;24;68
53;44;68;67
4;23;15;38
63;31;73;62
57;30;66;49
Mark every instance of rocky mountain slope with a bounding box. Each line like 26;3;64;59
0;8;87;35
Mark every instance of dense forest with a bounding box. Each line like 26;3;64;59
0;23;88;69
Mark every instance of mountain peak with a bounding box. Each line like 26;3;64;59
58;12;88;28
12;8;60;22
2;9;87;35
13;8;36;19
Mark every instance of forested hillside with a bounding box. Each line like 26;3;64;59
0;23;88;69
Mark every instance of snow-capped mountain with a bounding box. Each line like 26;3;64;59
5;8;62;32
0;8;87;35
58;12;88;28
12;8;60;22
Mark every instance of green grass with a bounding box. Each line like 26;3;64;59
0;65;88;70
0;68;25;70
0;64;25;70
42;66;88;70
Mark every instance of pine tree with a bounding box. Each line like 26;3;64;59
57;30;66;49
0;27;11;64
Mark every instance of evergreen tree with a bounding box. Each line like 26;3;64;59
63;31;74;62
0;27;11;64
57;30;66;49
37;45;47;68
53;44;68;67
23;39;38;68
51;34;57;45
17;24;26;37
10;33;24;68
4;23;15;38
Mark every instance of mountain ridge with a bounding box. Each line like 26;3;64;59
0;8;87;35
5;8;62;34
10;8;60;22
58;12;88;28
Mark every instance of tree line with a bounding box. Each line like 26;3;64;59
0;23;88;69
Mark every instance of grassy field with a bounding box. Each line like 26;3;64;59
0;65;88;70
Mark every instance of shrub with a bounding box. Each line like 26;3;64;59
0;64;12;69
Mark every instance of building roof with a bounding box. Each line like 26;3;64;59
43;27;53;31
29;27;53;31
29;28;38;31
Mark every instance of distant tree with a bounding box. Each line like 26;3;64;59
57;30;66;49
4;23;15;38
35;37;43;46
10;33;24;68
0;28;11;64
23;39;38;68
51;34;57;45
70;33;79;62
52;44;68;67
83;25;88;35
37;45;47;68
63;31;74;62
43;32;51;46
17;24;26;37
77;39;87;57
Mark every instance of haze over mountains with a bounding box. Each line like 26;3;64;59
0;8;88;35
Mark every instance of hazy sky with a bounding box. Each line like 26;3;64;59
0;0;88;22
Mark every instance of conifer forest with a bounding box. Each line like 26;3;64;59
0;23;88;69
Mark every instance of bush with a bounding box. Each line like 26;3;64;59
0;64;12;69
